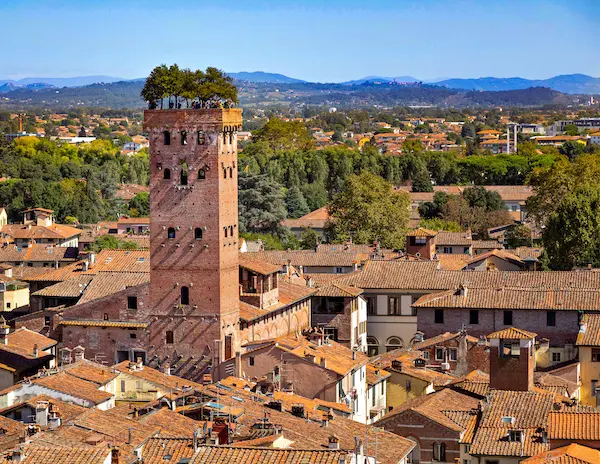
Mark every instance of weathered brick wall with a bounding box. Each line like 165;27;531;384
145;109;243;375
311;297;353;347
417;308;579;346
239;300;311;345
380;409;461;463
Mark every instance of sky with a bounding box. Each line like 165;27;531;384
1;0;599;82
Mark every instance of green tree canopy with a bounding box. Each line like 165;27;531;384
325;172;410;249
238;174;287;235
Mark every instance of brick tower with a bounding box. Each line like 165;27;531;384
144;108;242;381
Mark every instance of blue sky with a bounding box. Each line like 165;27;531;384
1;0;598;82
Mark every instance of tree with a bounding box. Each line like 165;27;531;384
128;192;150;217
463;186;504;211
504;224;532;248
252;118;314;152
419;218;462;232
299;228;319;249
559;141;585;160
326;172;410;249
238;174;287;235
285;186;310;219
92;235;138;251
563;124;579;136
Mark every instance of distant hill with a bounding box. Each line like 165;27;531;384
436;74;600;94
228;71;305;84
341;76;419;85
0;82;55;93
0;75;126;88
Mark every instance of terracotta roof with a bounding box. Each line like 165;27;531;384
32;275;93;298
4;327;57;354
281;207;329;229
77;272;149;304
238;282;316;322
511;247;543;260
238;255;281;275
576;313;600;346
190;447;346;463
449;370;490;398
314;283;364;297
466;249;524;266
118;217;150;224
113;361;204;392
488;327;537;339
138;437;195;464
371;349;455;385
436;253;470;270
407;227;437;237
61;359;118;386
548;411;600;441
24;260;88;282
0;394;87;423
436;231;472;246
534;373;579;398
469;389;556;457
0;245;78;264
248;250;365;267
7;446;109;464
413;287;600;311
83;249;150;273
31;372;114;405
521;444;600;464
413;332;478;350
376;387;479;431
1;223;81;240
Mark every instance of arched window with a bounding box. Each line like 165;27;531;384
386;336;404;352
228;167;233;178
180;130;187;145
198;169;206;180
180;169;188;185
103;313;109;321
165;331;174;344
223;168;227;179
439;443;446;462
167;228;176;239
224;227;228;238
163;131;171;145
197;131;206;145
181;286;189;305
228;225;234;237
195;228;203;240
367;336;379;357
432;442;440;461
164;168;171;180
229;132;234;144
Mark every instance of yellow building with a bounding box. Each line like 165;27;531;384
0;279;29;312
576;313;600;407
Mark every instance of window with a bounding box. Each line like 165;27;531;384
367;297;376;316
504;310;513;326
464;247;470;254
136;380;143;391
197;131;206;145
434;309;444;324
194;228;203;240
249;356;255;366
103;313;109;321
127;296;138;310
324;327;339;341
180;169;188;186
164;168;171;180
386;337;404;352
120;380;126;392
592;348;600;362
547;311;556;327
422;350;430;360
406;380;411;392
130;333;136;339
180;130;187;145
224;227;228;238
223;168;227;179
166;331;174;344
181;286;189;305
44;316;51;327
163;131;171;145
229;167;233;178
552;352;561;363
435;347;444;361
168;228;176;239
443;247;452;254
388;297;400;315
367;337;379;357
198;169;206;180
432;442;446;461
469;310;479;325
5;303;10;309
508;430;522;442
334;267;344;274
449;348;458;361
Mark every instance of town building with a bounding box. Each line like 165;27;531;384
0;208;81;248
576;313;600;408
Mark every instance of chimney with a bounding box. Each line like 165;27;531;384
89;252;96;267
321;411;330;427
127;428;133;444
328;435;340;450
0;317;9;345
35;401;49;427
352;351;356;361
111;446;120;464
136;357;143;371
48;406;61;430
164;362;171;376
33;344;39;359
10;449;22;463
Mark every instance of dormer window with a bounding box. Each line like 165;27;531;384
163;131;171;145
508;430;523;442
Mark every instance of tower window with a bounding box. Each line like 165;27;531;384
198;169;206;180
127;296;138;310
223;132;228;144
166;331;174;344
223;168;227;179
180;130;187;145
224;227;228;238
181;286;189;305
229;132;234;144
164;168;171;180
228;167;233;178
194;228;203;240
103;313;109;321
180;170;188;185
197;131;206;145
168;228;176;239
163;131;171;145
229;225;234;237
